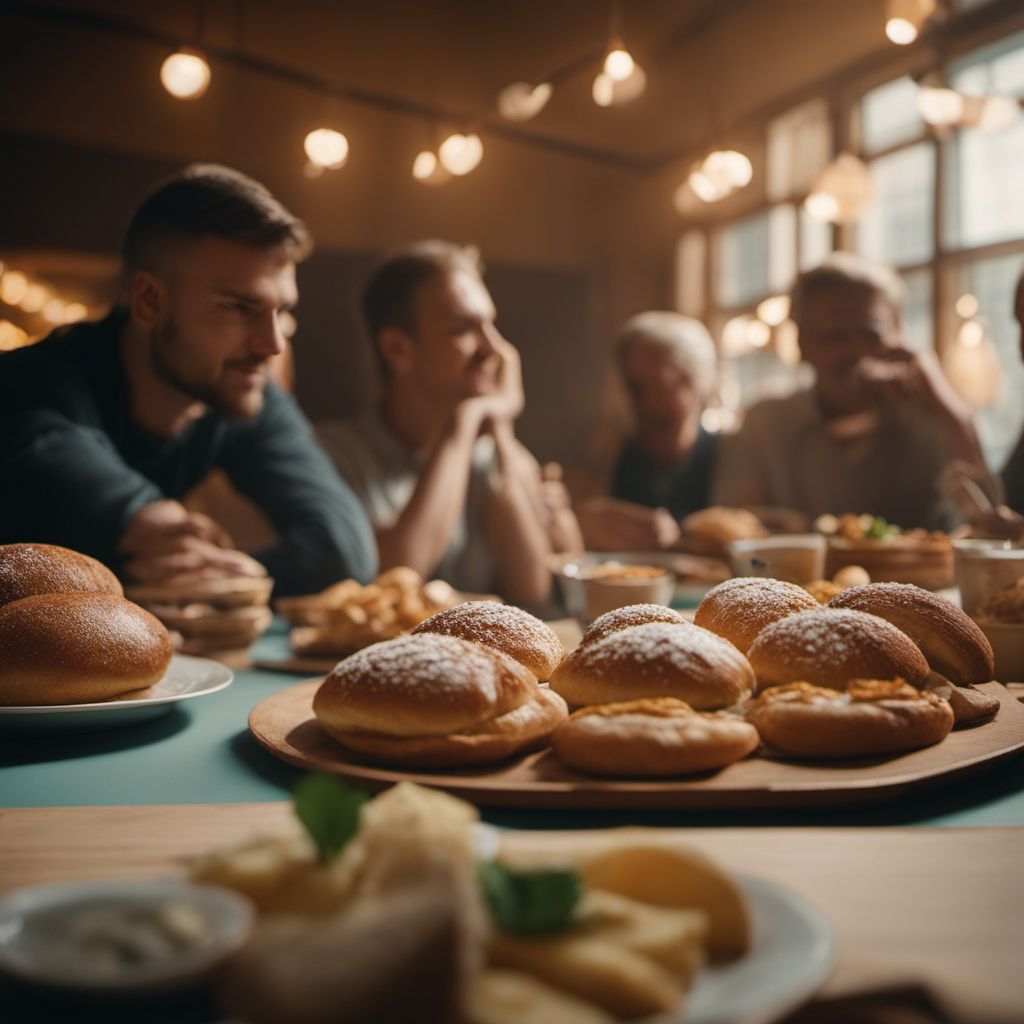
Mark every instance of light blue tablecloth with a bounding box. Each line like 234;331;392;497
4;621;1024;828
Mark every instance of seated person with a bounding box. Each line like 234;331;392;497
713;253;988;531
0;164;376;595
578;311;718;552
317;241;582;608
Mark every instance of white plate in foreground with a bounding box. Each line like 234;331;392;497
0;654;233;734
664;873;836;1024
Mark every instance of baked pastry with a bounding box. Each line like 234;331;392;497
578;604;691;648
552;698;759;777
0;592;173;705
677;507;767;557
0;542;122;607
313;633;566;767
747;607;930;691
746;679;954;758
413;602;563;680
694;577;819;654
549;622;754;710
828;582;994;685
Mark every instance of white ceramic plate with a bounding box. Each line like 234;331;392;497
0;654;233;734
0;877;254;993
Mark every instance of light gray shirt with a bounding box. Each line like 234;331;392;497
711;388;959;530
317;406;499;594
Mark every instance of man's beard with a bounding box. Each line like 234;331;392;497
150;315;265;420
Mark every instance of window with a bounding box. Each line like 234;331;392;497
766;99;831;201
899;268;933;352
675;230;705;318
714;205;796;309
858;142;935;266
859;76;924;155
799;206;832;270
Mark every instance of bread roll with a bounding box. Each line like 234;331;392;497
945;684;1000;727
0;542;121;608
747;608;930;691
746;679;954;758
549;622;754;710
578;604;690;648
552;698;759;777
0;592;173;705
413;602;563;680
328;688;568;768
827;582;994;685
314;633;538;739
694;577;819;654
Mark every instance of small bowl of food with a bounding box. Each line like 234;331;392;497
955;542;1024;681
0;878;254;994
555;554;676;623
726;534;827;586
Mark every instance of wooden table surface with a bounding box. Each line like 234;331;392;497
1;804;1022;1023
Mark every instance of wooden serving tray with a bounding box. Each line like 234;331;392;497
248;681;1024;810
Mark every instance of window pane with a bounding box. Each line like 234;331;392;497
953;253;1024;470
950;29;1024;96
899;269;933;352
860;76;924;155
766;99;831;201
675;230;705;318
799;206;832;270
715;205;797;309
857;142;934;266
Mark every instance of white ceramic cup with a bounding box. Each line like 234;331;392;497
727;534;827;585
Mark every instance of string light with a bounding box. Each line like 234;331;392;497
160;48;211;100
955;294;979;319
916;85;964;126
747;319;771;348
438;133;483;176
303;128;349;170
757;295;790;327
804;153;873;224
497;82;552;122
0;270;29;307
603;46;635;82
20;283;49;314
884;0;935;45
686;149;753;203
412;150;438;179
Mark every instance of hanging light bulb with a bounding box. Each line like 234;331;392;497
160;48;211;100
63;302;88;323
721;315;754;357
959;319;985;348
687;166;725;203
0;270;28;306
718;150;753;188
747;319;772;348
592;72;614;107
916;85;964;126
884;0;935;45
757;295;790;327
41;298;67;324
804;153;873;224
955;293;979;319
303;128;349;170
603;45;635;82
413;150;438;180
497;82;553;122
438;133;483;175
20;283;49;314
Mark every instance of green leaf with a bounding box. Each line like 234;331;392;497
478;860;582;935
293;773;367;863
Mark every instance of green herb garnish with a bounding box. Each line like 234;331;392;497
293;773;367;863
865;516;901;541
478;860;582;935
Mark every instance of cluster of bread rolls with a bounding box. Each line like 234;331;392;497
313;602;568;767
0;543;173;706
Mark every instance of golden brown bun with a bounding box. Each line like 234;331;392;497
0;543;122;608
552;698;760;777
827;582;994;685
946;684;1000;727
326;688;568;768
413;602;563;680
747;607;930;691
313;633;538;738
746;679;954;758
0;592;173;705
678;507;767;556
578;604;690;648
549;622;754;710
694;577;819;655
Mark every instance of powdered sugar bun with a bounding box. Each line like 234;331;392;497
330;687;568;768
747;679;953;758
413;601;563;680
578;603;691;648
827;582;994;685
694;577;819;654
747;607;931;691
549;621;755;710
552;697;760;777
313;632;538;738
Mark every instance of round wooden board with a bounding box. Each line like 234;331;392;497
248;681;1024;810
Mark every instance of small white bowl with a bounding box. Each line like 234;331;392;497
0;878;254;993
555;553;677;623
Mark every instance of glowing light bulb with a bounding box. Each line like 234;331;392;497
413;151;437;180
20;283;49;314
592;72;614;107
718;150;753;188
41;298;66;324
916;86;964;126
63;302;87;323
747;319;772;348
955;293;979;319
304;129;349;170
0;270;28;306
160;49;211;100
497;82;552;122
722;316;753;357
959;319;985;348
885;17;917;44
438;133;483;175
604;48;634;82
757;295;790;327
977;94;1021;132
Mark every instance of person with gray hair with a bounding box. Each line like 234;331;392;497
713;252;987;530
577;311;720;551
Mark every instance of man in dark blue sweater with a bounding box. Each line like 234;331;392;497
0;164;376;595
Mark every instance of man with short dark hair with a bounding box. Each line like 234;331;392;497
0;164;376;595
318;240;581;607
713;252;986;529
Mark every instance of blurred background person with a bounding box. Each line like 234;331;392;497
318;241;581;609
577;311;717;551
713;252;989;531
